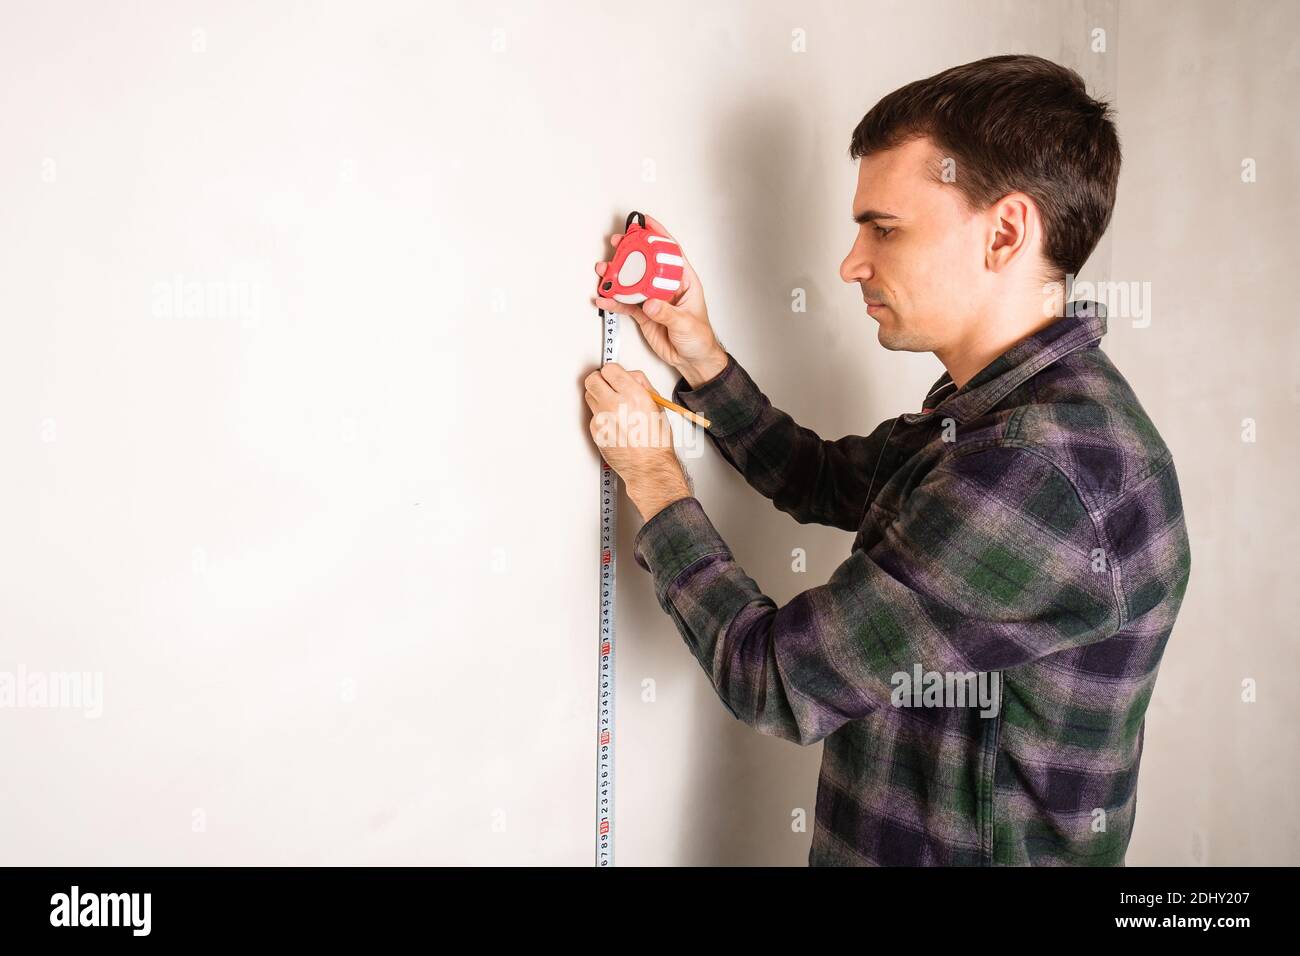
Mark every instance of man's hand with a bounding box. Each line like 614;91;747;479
583;362;692;522
593;215;728;389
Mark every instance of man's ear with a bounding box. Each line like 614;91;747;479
985;192;1036;272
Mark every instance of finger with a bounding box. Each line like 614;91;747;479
594;294;630;314
587;379;616;405
599;362;637;391
594;261;607;276
639;297;675;324
609;232;624;247
643;215;676;243
629;370;658;394
594;295;649;321
605;366;655;404
586;371;616;403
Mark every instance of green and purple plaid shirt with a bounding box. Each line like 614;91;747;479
632;301;1191;866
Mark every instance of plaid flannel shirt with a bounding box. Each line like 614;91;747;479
631;301;1191;866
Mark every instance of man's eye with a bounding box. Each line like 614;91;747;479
873;225;894;239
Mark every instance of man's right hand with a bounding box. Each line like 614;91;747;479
593;214;729;389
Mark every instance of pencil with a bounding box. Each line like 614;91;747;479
648;391;711;430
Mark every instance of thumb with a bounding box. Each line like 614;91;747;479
642;297;671;321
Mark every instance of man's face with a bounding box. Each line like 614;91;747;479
839;136;987;353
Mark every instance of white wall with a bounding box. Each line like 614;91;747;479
1108;0;1300;866
1;0;1293;865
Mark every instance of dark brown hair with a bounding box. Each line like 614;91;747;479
849;54;1121;282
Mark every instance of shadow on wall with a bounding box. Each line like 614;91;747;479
658;96;873;865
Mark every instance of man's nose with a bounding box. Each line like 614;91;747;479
839;242;872;284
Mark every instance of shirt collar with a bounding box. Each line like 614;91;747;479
916;300;1108;422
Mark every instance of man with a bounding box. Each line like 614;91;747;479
583;54;1191;866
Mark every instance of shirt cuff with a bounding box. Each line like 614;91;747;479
671;352;766;439
632;496;731;603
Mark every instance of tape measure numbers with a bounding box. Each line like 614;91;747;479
596;305;619;867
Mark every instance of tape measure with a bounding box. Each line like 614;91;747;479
594;211;684;866
595;303;619;868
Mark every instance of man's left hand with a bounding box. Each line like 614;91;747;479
583;362;691;521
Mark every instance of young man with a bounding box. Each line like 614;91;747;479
583;54;1191;866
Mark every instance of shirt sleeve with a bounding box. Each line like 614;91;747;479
669;352;899;532
632;444;1121;746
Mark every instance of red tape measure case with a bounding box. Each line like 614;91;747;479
598;211;684;305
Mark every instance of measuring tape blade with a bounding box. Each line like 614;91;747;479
596;306;619;867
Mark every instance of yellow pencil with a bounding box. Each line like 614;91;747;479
648;391;711;430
